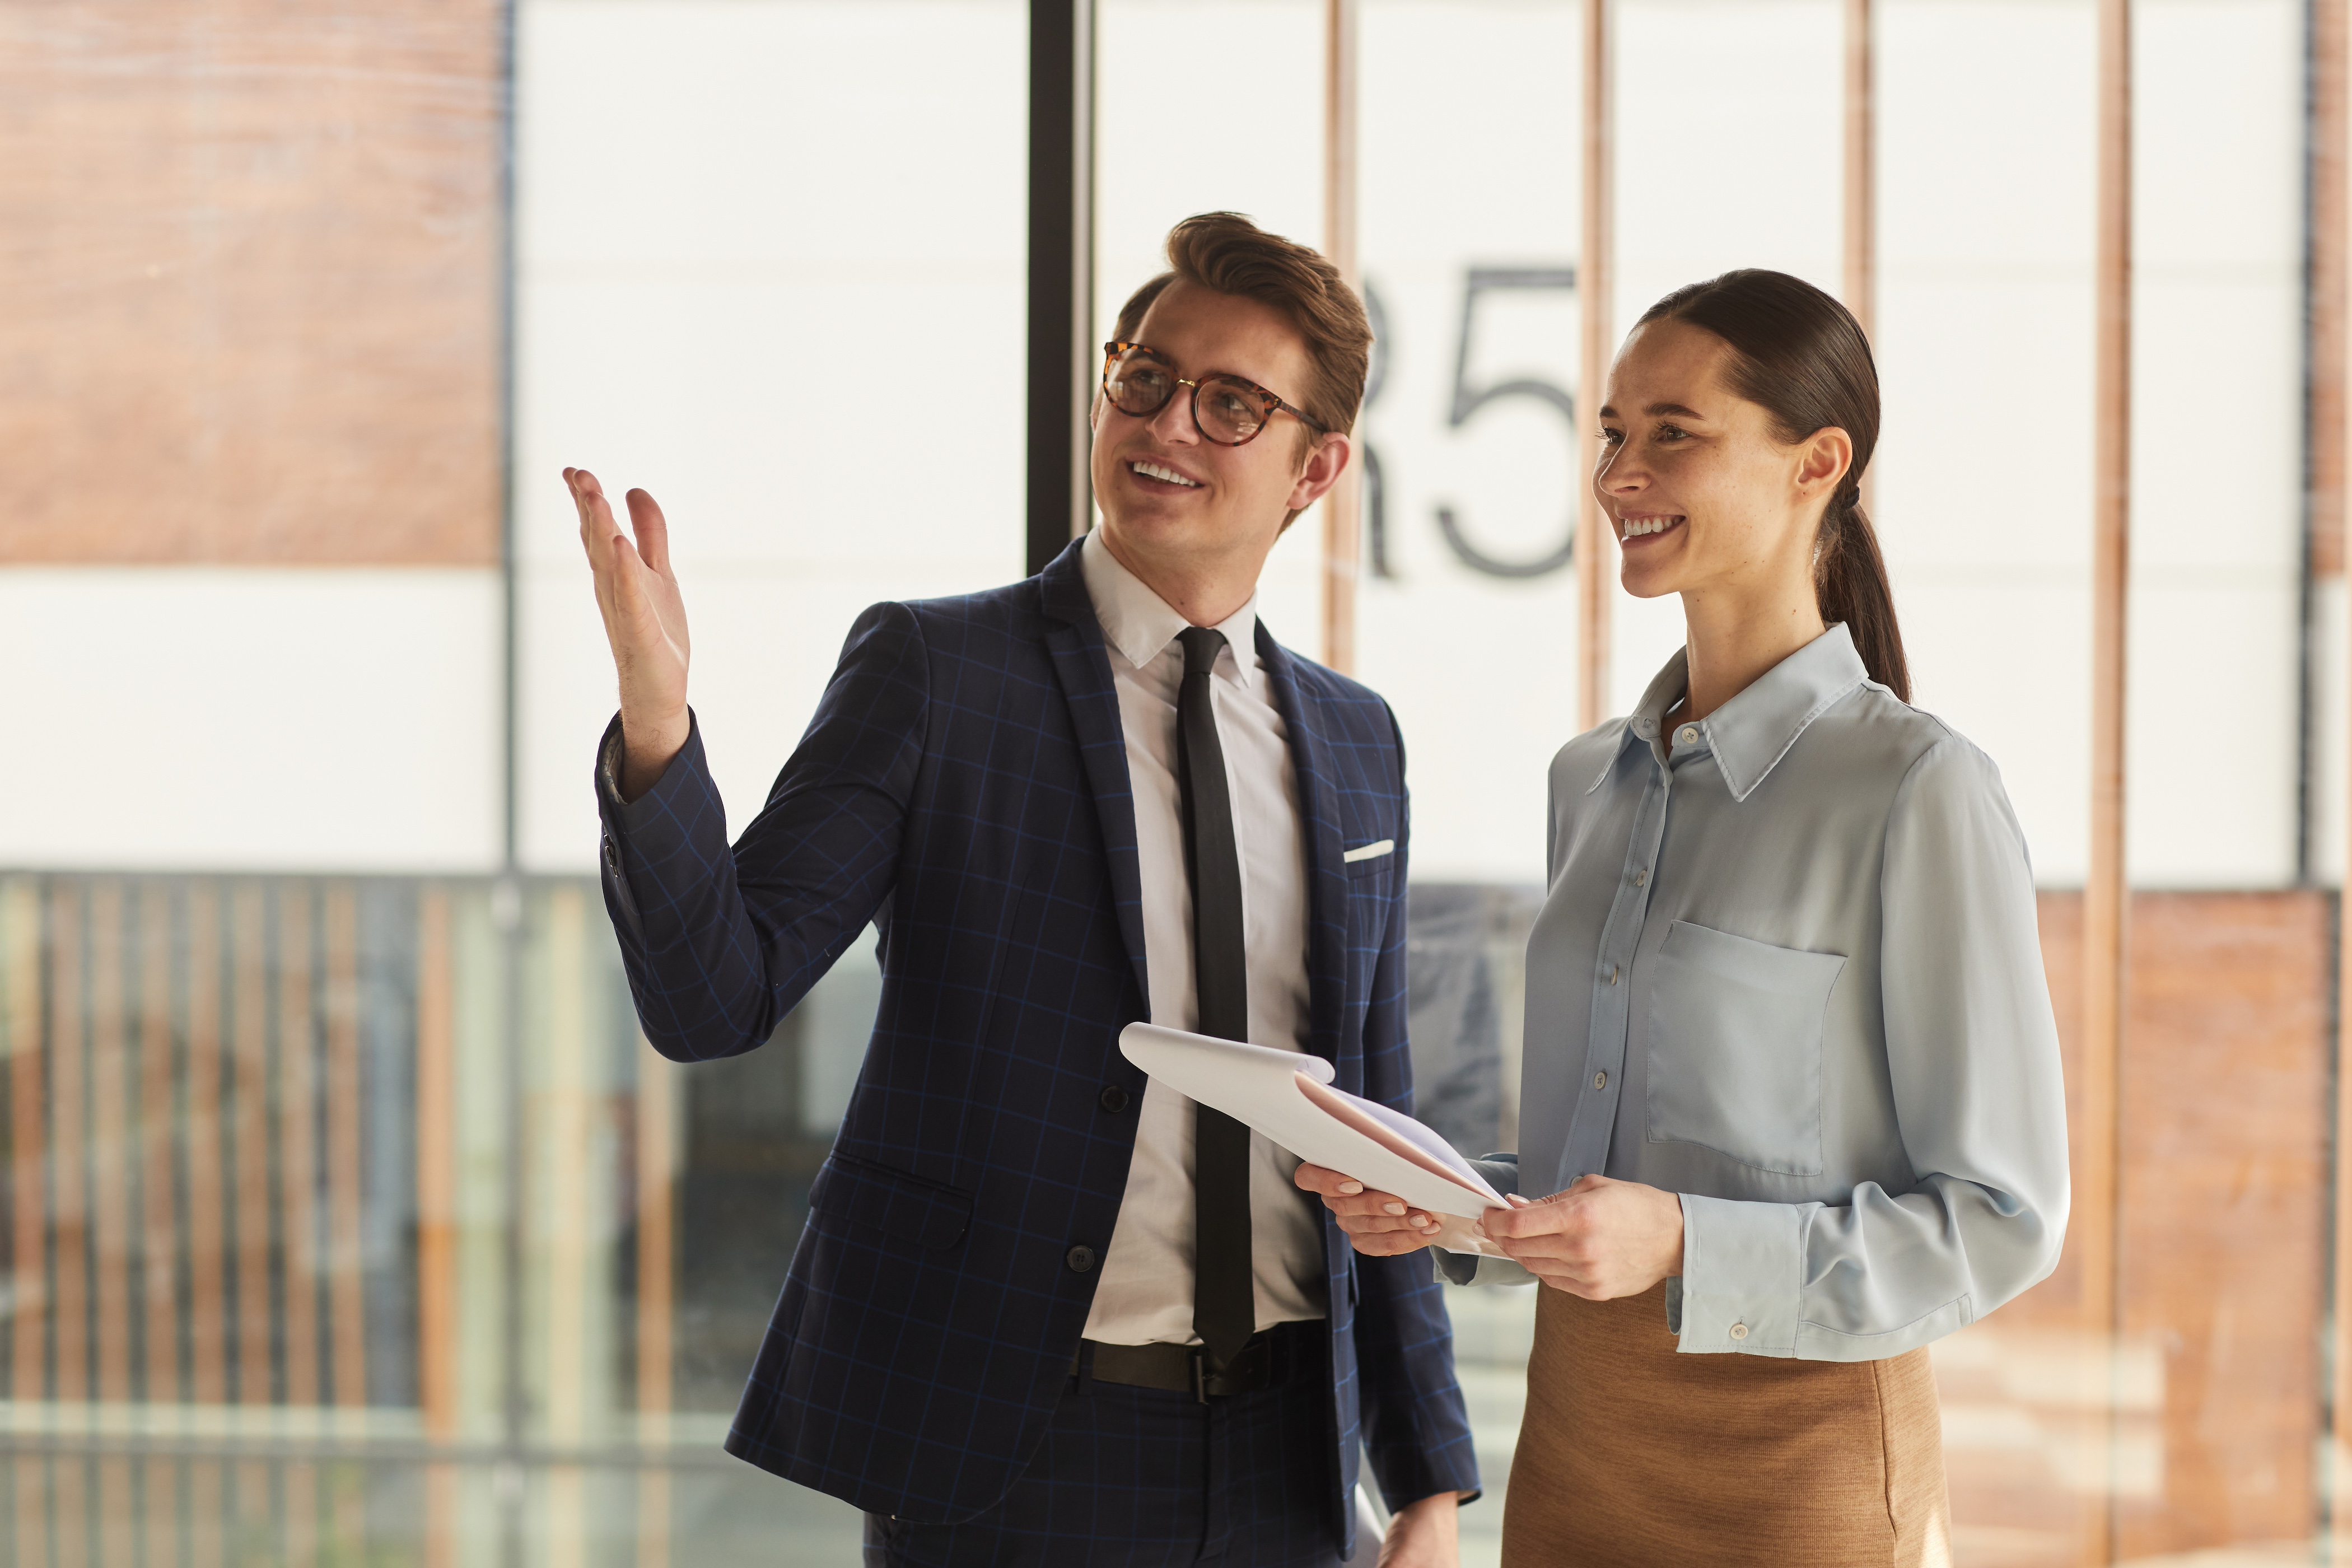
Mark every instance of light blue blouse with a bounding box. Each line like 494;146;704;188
1459;624;2069;1362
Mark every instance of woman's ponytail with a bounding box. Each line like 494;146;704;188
1635;269;1910;703
1816;490;1909;702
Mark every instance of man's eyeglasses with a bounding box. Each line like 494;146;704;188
1100;342;1327;448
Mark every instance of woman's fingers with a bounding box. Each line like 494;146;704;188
1291;1165;1441;1235
1290;1168;1463;1256
1292;1163;1366;1198
1482;1174;1616;1239
1332;1201;1441;1234
1489;1175;1683;1302
1482;1198;1579;1243
1340;1212;1443;1240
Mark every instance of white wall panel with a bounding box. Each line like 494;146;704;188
1095;0;1325;344
515;0;1026;872
2128;577;2302;885
1094;0;1330;652
1878;1;2097;882
1891;576;2094;881
2125;0;2303;883
1348;0;1583;883
1882;0;2302;886
2312;580;2345;886
0;569;501;871
1613;0;1845;313
507;0;2309;890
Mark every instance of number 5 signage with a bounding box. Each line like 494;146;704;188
1360;266;1584;582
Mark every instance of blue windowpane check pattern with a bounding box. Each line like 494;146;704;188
595;541;1478;1550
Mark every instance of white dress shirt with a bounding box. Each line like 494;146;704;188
1076;528;1329;1346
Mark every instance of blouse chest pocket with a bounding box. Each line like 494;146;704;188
1646;920;1846;1177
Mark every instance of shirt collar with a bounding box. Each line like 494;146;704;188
1079;528;1260;679
1620;622;1870;801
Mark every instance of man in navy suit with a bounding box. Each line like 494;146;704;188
569;212;1478;1566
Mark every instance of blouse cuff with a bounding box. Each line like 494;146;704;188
1676;1193;1804;1355
1431;1251;1536;1287
1431;1155;1536;1287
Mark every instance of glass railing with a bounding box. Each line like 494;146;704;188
2;876;2338;1562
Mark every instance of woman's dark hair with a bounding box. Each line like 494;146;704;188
1634;269;1909;702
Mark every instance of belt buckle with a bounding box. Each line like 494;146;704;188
1190;1347;1210;1403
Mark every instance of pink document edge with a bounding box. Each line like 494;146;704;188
1292;1072;1501;1208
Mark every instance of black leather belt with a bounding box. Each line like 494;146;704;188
1075;1319;1323;1402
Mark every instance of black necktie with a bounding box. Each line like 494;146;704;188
1175;626;1254;1368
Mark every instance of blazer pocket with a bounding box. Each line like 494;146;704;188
1646;921;1846;1177
808;1152;973;1249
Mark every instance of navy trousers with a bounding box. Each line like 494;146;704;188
862;1343;1342;1567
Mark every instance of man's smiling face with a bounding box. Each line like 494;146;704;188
1090;279;1337;585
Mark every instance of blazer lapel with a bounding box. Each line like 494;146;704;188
1256;626;1348;1070
1037;539;1154;1010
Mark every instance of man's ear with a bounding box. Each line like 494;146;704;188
1285;433;1352;514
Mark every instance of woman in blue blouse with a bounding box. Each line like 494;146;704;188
1300;270;2068;1564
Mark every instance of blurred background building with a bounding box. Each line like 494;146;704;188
0;0;2336;1562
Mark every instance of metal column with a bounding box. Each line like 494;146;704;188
2080;1;2134;1559
1322;0;1362;675
1575;0;1616;731
1027;0;1097;576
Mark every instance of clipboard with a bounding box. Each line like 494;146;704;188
1117;1023;1510;1258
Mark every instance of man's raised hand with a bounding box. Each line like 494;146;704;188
568;468;692;801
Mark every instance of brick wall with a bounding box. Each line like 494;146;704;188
0;0;503;565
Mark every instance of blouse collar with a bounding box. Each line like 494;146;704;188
1616;623;1872;802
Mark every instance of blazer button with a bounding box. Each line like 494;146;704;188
1099;1086;1132;1114
1065;1245;1097;1274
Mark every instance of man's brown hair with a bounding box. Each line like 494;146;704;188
1112;212;1372;444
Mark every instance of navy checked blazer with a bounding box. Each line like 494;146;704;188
595;539;1480;1544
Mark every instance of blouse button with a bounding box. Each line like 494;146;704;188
1729;1322;1749;1341
1608;965;1620;985
1593;1071;1608;1091
1677;725;1699;745
1634;869;1648;888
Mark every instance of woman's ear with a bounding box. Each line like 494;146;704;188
1795;427;1854;495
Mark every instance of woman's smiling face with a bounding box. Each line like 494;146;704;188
1595;316;1842;603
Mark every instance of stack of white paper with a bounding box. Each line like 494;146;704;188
1117;1023;1509;1257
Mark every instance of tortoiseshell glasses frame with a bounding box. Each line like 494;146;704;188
1100;341;1329;448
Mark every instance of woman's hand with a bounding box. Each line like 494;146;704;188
1481;1174;1684;1299
1292;1163;1444;1256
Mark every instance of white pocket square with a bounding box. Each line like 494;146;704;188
1342;839;1395;864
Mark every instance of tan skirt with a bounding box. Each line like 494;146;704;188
1499;1283;1951;1567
